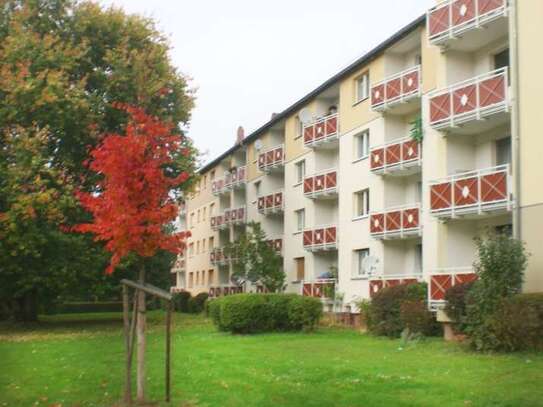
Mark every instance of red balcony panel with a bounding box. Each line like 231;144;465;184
402;208;419;230
258;197;265;211
385;143;401;166
211;181;217;194
274;239;282;252
386;279;401;288
210;251;215;262
454;177;479;207
481;171;507;202
258;154;265;169
304;177;314;194
325;171;337;189
224;210;231;223
385;211;402;232
303;230;313;246
402;140;420;162
479;0;504;14
452;0;476;26
403;69;420;94
385;77;402;101
455;273;478;285
430;274;453;301
266;150;274;166
453;84;477;116
313;283;323;298
208;287;215;297
231;170;238;183
430;93;451;124
215;287;222;296
314;174;325;192
304;125;315;144
314;229;324;245
225;172;232;185
431;182;452;211
370;214;385;234
302;283;312;296
371;83;385;106
370;148;385;170
325;227;336;244
210;217;216;227
315;121;326;140
369;280;384;298
274;192;283;207
237;207;245;220
265;195;274;208
429;5;450;37
230;209;237;222
325;115;338;135
274;147;283;163
238;167;246;181
479;74;506;108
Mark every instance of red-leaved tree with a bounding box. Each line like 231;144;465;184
74;103;192;401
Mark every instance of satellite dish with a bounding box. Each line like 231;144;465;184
255;139;263;151
362;256;380;276
298;108;313;124
230;275;246;287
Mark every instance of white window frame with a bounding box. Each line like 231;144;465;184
355;72;369;103
295;160;306;185
353;248;370;279
354;130;370;162
354;189;370;219
295;209;305;233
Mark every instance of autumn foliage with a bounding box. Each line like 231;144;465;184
74;104;191;274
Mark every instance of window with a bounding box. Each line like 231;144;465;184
295;257;305;281
254;181;261;197
190;213;195;228
494;48;510;70
354;189;370;218
203;207;207;222
203;175;207;190
196;241;200;254
354;130;370;160
197;209;201;223
354;248;370;278
188;243;194;257
496;224;513;236
415;244;423;273
209;203;215;216
415;54;422;66
355;72;369;103
295;209;305;232
202;238;206;252
496;137;512;166
210;170;216;181
209;236;214;250
295;116;304;139
208;270;214;287
188;272;194;288
295;160;306;184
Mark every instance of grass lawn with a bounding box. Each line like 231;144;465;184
1;312;542;407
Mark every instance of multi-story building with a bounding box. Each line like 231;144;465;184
171;0;543;311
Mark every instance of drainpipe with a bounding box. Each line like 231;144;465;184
509;0;521;239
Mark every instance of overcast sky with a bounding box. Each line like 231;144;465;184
98;0;433;166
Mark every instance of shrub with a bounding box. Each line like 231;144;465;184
366;283;428;338
444;281;476;333
209;293;322;334
400;300;440;337
483;294;543;352
188;292;209;314
55;301;123;314
173;291;191;313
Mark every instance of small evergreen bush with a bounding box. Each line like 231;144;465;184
188;292;209;314
173;291;191;313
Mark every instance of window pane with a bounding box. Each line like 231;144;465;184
496;137;512;166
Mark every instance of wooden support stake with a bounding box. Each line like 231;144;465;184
123;286;131;405
165;300;172;402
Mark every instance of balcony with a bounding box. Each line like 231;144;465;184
303;113;339;149
370;204;421;240
257;190;284;215
370;137;421;176
208;285;244;298
266;238;283;255
428;267;478;309
212;167;247;196
301;279;336;299
210;207;247;231
258;145;284;173
370;65;421;114
303;169;338;199
369;272;423;298
172;256;185;272
429;164;512;219
428;0;508;50
429;68;509;133
303;225;338;252
210;248;231;266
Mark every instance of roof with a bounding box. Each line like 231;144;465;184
198;13;426;174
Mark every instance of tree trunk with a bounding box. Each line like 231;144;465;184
136;264;146;402
14;289;38;322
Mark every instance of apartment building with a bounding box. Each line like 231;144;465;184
171;0;543;311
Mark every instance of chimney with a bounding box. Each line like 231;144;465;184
236;126;245;144
271;112;279;120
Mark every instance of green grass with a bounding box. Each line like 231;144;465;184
1;312;542;407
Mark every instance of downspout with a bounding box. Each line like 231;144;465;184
509;0;522;239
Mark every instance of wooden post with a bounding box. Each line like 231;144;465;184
136;265;146;402
165;300;172;402
122;286;132;405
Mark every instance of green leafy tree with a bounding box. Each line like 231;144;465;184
0;0;198;320
224;222;285;293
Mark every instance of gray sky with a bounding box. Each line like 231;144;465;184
98;0;433;166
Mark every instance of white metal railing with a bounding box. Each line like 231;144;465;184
429;67;509;129
303;113;339;147
370;136;422;173
371;65;421;110
429;164;512;217
303;168;338;198
369;203;422;239
427;0;508;45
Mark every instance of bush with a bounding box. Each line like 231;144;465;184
400;300;441;337
173;291;191;313
483;294;543;352
188;292;209;314
55;301;123;314
444;281;476;333
209;293;322;334
366;283;428;338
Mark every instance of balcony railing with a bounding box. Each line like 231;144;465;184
428;267;478;309
210;206;247;230
429;164;512;218
371;65;421;112
172;256;185;271
258;145;284;172
208;285;244;298
429;68;509;130
303;225;338;252
301;278;337;299
210;248;232;266
266;238;283;255
428;0;508;46
257;190;284;215
370;137;422;175
212;166;247;196
370;204;421;239
303;113;339;148
369;272;423;298
303;169;338;199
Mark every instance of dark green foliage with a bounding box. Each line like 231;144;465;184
53;301;123;314
444;281;476;333
209;294;322;334
366;283;429;338
173;291;191;313
188;292;209;314
400;300;441;337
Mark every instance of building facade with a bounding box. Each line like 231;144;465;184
171;0;543;311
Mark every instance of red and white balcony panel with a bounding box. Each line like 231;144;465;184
370;137;422;176
172;256;186;272
208;285;244;298
303;225;338;252
301;278;337;299
211;167;247;196
210;248;231;266
224;206;247;227
429;164;512;219
210;214;226;231
428;267;478;310
258;144;285;173
370;65;421;112
428;0;508;47
266;238;283;255
303;169;338;200
257;190;284;215
370;204;422;240
369;272;424;298
429;68;509;132
303;113;339;149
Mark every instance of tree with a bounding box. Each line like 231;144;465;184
224;222;285;292
74;104;192;402
0;0;197;320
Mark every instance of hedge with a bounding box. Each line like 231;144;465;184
207;293;322;334
173;291;191;313
54;301;123;314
